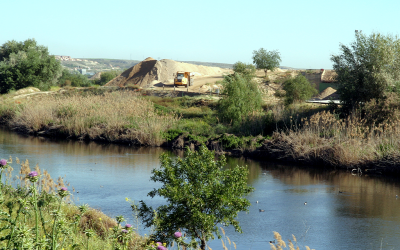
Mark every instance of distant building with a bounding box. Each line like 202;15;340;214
79;69;86;75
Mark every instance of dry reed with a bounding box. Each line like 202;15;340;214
270;109;400;168
6;91;179;146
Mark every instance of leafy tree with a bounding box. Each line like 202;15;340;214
0;39;62;93
331;31;400;112
252;48;281;77
233;61;256;77
282;75;318;105
218;73;263;125
138;146;254;250
58;69;92;87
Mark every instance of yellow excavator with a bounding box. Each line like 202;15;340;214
174;71;193;87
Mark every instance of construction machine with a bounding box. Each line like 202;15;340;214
173;71;194;87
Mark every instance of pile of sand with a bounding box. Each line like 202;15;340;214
105;57;230;88
318;87;338;100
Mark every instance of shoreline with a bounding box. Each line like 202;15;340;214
4;124;399;178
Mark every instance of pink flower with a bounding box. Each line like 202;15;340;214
0;159;7;166
28;171;38;177
174;231;182;238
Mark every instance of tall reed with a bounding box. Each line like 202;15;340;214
3;91;179;146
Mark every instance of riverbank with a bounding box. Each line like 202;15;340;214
1;87;400;177
0;158;145;249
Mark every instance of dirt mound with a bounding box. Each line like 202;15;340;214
318;87;338;100
105;58;230;88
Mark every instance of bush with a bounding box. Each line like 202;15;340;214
218;73;263;125
58;69;92;87
233;61;256;77
282;75;318;105
97;70;122;85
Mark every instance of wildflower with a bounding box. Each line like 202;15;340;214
58;187;69;198
125;197;129;201
27;171;39;182
125;224;132;229
99;218;102;221
0;159;7;167
157;245;167;250
121;229;128;233
174;231;182;238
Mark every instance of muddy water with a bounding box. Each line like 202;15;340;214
1;128;400;250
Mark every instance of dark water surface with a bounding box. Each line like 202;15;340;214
1;128;400;249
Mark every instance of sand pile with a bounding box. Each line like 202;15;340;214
318;87;338;100
105;58;230;88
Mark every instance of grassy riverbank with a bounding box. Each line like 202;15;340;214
1;88;400;175
0;158;145;249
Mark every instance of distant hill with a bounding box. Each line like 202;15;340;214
59;57;293;73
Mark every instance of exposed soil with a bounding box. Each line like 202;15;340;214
105;57;232;89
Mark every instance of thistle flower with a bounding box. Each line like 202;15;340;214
121;229;128;233
125;224;132;229
0;159;7;167
174;231;182;238
58;187;69;198
27;171;39;182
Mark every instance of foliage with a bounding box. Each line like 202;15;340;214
58;69;93;87
232;61;256;77
0;158;146;250
218;73;263;125
252;48;281;77
331;31;400;112
0;39;62;93
137;146;254;250
97;70;122;85
282;75;318;105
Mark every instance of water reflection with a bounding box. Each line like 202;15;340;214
1;127;400;249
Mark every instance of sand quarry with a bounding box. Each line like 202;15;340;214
104;57;233;92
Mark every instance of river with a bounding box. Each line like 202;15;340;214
1;128;400;250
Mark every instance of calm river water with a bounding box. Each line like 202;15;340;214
1;128;400;250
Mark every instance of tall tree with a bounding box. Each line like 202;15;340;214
252;48;281;77
331;31;400;112
0;39;62;93
138;146;254;250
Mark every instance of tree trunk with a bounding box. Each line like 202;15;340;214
200;238;206;250
264;69;268;77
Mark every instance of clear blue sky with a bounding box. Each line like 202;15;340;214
1;0;399;69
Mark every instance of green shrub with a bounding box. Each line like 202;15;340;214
161;129;183;141
282;75;318;105
218;73;263;125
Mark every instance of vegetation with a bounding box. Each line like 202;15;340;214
252;48;281;77
217;73;263;126
0;158;144;249
232;61;256;77
0;39;62;94
331;31;400;112
282;75;318;105
137;146;254;250
96;70;122;86
0;90;179;146
58;69;93;87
